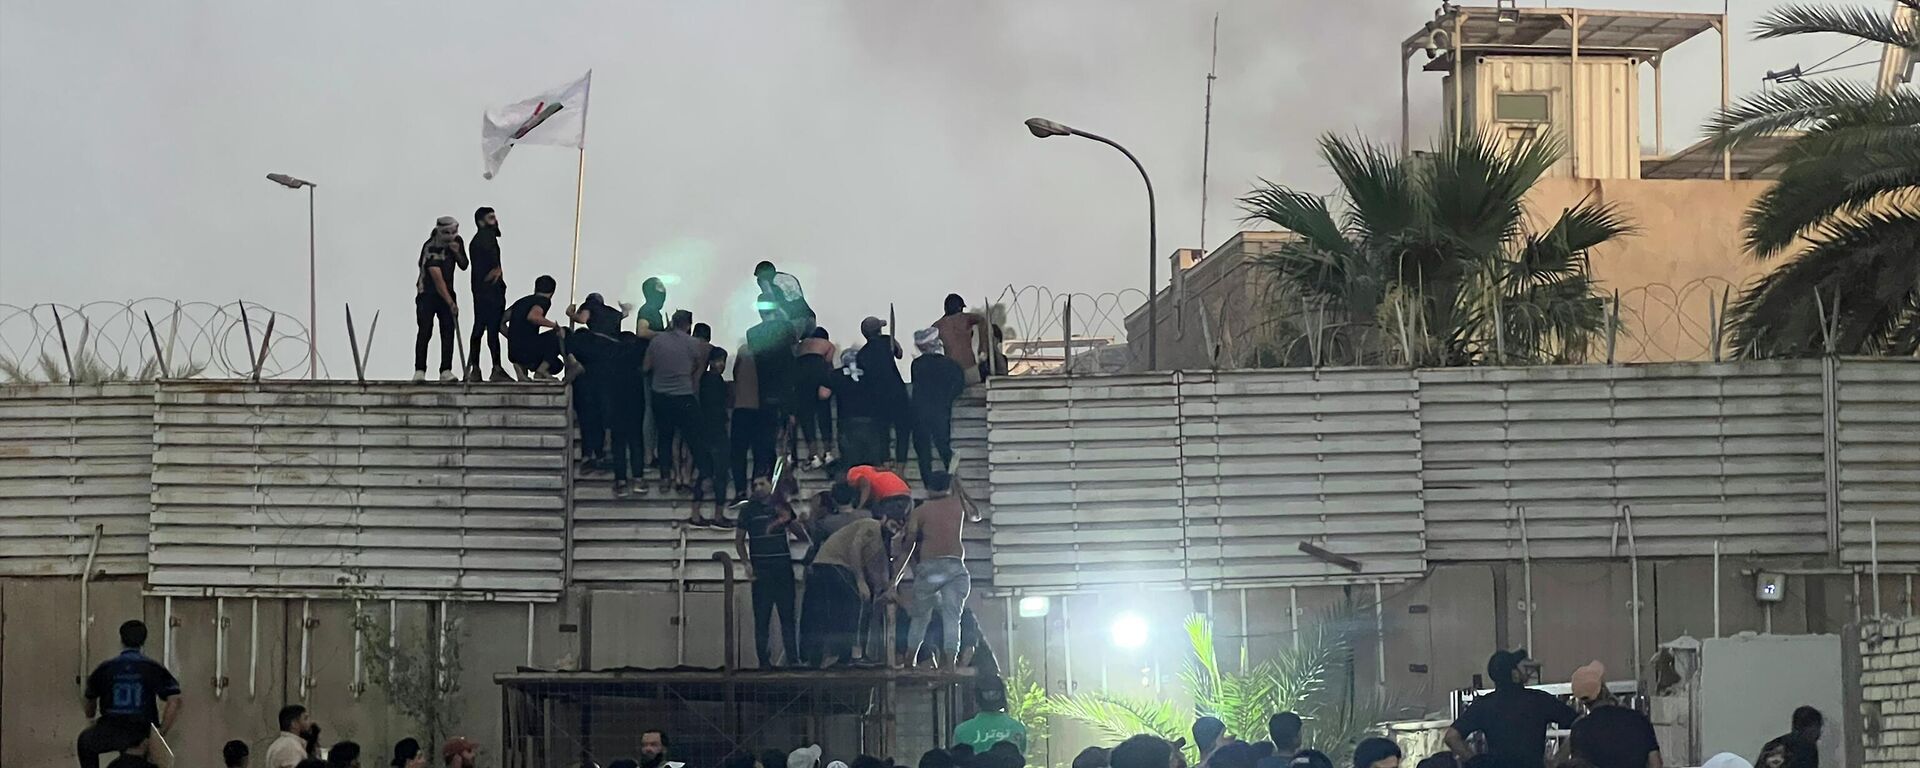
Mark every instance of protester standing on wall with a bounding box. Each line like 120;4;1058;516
465;207;509;381
413;216;466;383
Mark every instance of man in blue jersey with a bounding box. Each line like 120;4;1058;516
78;620;183;768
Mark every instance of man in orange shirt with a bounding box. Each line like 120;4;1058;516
847;464;912;521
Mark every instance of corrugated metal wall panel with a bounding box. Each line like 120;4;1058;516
1472;55;1640;179
0;383;154;576
569;394;994;585
147;382;569;599
1836;358;1920;563
987;375;1184;590
1421;362;1828;560
1180;370;1426;581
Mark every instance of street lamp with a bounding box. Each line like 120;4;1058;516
1024;117;1159;369
265;173;318;379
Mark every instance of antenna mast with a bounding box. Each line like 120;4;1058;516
1199;13;1220;251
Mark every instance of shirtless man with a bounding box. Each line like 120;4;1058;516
931;294;989;385
892;470;969;667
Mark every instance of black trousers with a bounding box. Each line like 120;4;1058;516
793;355;834;450
799;563;862;665
575;378;608;461
609;400;644;484
508;331;562;374
731;407;777;493
76;720;145;768
653;393;717;499
752;558;799;667
838;416;889;469
697;414;730;504
467;291;505;371
413;294;456;373
913;405;955;483
888;406;915;466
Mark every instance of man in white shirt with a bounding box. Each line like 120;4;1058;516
264;705;314;768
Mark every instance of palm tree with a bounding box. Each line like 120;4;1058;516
1239;132;1631;367
1710;1;1920;357
1045;608;1402;767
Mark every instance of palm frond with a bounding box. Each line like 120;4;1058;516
1707;79;1898;146
1320;134;1421;239
1741;148;1912;258
1239;183;1351;258
1044;692;1191;757
1755;3;1920;48
1730;210;1920;357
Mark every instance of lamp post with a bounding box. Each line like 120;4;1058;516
1024;117;1159;370
265;173;317;379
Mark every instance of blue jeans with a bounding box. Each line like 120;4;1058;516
908;556;970;659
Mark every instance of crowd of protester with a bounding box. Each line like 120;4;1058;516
79;618;1830;768
411;208;1007;528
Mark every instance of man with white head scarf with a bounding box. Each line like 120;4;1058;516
910;327;967;483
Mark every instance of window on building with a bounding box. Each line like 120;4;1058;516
1494;92;1551;122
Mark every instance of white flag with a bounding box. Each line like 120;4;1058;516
481;70;591;179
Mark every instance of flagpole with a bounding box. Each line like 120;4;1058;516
568;147;585;311
566;70;593;312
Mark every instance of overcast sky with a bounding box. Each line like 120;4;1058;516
0;1;1861;377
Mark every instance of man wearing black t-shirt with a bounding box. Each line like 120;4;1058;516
1445;649;1576;768
909;328;966;483
465;207;510;381
505;275;563;380
855;316;912;466
1567;661;1661;768
735;477;801;667
825;347;888;469
78;620;182;768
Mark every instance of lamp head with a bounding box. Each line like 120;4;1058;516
1024;117;1073;139
266;173;314;189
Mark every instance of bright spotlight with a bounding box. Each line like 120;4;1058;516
1110;612;1148;650
1018;596;1051;618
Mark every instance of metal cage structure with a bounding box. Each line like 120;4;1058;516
497;667;979;768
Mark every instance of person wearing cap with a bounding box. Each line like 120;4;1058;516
646;308;723;525
909;327;967;485
954;680;1028;754
891;469;969;667
788;744;823;768
389;739;426;768
414;216;468;383
1444;649;1576;768
441;737;476;768
753;260;815;338
855;316;913;468
1566;661;1661;768
464;206;509;381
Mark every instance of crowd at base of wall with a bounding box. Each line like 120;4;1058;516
1857;616;1920;767
6;561;1913;768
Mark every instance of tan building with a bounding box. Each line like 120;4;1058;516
1128;4;1785;370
